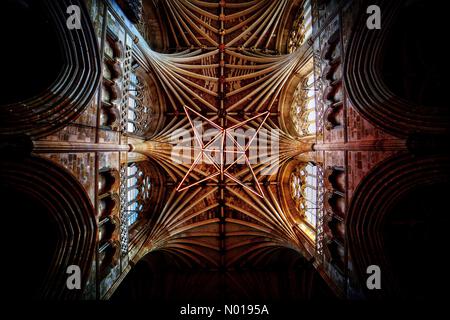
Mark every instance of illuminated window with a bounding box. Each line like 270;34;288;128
302;0;312;40
291;71;316;136
290;162;318;240
126;163;151;226
126;66;152;135
288;0;312;53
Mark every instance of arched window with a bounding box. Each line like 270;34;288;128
126;163;151;226
290;162;318;240
126;65;153;135
288;0;312;53
290;71;316;136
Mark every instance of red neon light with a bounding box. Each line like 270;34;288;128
176;105;269;198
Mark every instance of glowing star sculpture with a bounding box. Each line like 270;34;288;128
176;105;270;198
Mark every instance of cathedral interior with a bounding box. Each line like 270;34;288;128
1;0;449;307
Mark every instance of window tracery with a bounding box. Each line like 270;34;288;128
126;163;151;226
290;71;316;136
290;162;318;240
126;67;154;136
288;0;312;53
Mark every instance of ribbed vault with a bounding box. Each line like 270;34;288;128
129;0;317;271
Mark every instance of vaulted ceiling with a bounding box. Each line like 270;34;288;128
3;0;448;301
127;0;318;273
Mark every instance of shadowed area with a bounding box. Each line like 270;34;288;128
0;0;62;105
112;248;335;302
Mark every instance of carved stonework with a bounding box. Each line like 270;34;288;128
120;44;133;133
131;77;154;136
101;35;127;131
313;43;324;138
119;164;129;255
288;0;312;53
117;0;142;24
290;72;317;137
315;164;325;258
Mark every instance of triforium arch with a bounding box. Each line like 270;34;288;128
344;0;450;138
346;153;450;298
0;0;101;139
0;155;97;300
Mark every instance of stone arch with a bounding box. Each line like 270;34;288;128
139;0;170;51
0;0;101;139
278;57;314;137
0;155;97;299
344;0;450;138
131;66;167;138
346;152;450;298
278;158;319;258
